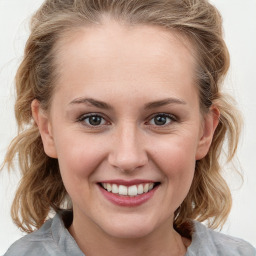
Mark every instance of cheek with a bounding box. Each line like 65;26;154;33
151;135;198;192
54;132;106;183
152;135;198;172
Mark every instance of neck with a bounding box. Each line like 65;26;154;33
68;212;188;256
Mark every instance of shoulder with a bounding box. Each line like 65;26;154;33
3;211;83;256
4;211;83;256
4;218;57;256
187;221;256;256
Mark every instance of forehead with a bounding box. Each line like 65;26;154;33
53;20;197;102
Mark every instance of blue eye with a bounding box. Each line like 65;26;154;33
79;114;107;126
149;114;175;126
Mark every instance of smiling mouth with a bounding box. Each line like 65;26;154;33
99;182;160;197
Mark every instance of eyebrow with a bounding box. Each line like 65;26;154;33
69;97;186;109
69;98;112;109
144;98;186;109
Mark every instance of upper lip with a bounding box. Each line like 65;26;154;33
98;179;158;186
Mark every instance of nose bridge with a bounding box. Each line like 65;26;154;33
108;122;148;172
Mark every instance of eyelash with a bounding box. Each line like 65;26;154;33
146;113;177;127
77;113;110;128
77;113;178;128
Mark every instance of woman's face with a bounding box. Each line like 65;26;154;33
34;20;217;239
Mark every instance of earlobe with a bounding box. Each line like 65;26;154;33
195;106;220;160
31;99;57;158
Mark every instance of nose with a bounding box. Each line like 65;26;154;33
108;124;148;172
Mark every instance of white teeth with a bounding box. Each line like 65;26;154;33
137;184;144;194
112;184;119;194
107;183;112;192
101;182;157;196
128;185;137;196
143;183;149;193
119;185;128;195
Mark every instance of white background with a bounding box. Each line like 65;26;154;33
0;0;256;254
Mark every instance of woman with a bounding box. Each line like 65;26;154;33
2;0;255;255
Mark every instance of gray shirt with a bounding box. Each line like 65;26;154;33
4;212;256;256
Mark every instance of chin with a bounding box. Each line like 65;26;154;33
99;215;163;239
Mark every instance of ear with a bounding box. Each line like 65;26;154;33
31;99;57;158
196;106;220;160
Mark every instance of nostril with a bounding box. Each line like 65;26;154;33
108;147;148;172
107;131;148;171
108;154;148;172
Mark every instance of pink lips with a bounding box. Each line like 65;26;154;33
98;179;159;207
99;179;156;186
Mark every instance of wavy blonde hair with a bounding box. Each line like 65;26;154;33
2;0;241;233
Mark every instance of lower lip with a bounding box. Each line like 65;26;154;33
98;185;158;207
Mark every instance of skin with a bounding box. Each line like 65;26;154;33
32;19;219;256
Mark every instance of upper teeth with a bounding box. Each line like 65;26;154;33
102;183;155;196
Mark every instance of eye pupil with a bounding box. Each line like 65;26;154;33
89;116;102;126
154;116;167;125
